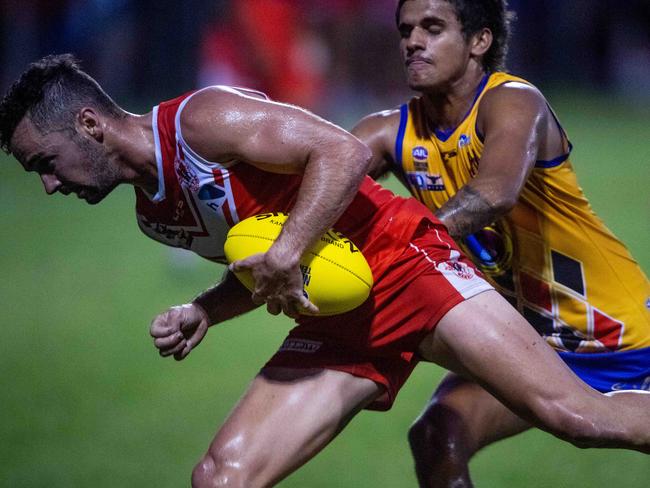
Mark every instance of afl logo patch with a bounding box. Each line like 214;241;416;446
412;146;428;161
459;134;471;147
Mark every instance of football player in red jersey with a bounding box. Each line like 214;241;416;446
1;54;649;487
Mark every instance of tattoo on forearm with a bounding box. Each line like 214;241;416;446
435;186;501;239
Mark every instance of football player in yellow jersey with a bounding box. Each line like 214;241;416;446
352;0;650;486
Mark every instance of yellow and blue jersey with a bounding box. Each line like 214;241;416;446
394;72;650;355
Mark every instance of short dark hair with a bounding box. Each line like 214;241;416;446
396;0;515;72
0;53;123;153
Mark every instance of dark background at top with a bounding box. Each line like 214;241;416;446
2;0;649;124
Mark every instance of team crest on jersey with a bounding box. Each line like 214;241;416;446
440;260;475;280
458;134;471;148
412;146;429;161
174;155;200;192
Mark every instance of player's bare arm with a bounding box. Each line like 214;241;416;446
435;83;549;239
150;270;259;361
180;87;372;317
192;269;259;325
351;109;401;179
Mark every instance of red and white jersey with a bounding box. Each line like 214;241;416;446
135;87;432;275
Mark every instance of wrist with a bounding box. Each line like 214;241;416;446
191;298;214;325
267;240;302;268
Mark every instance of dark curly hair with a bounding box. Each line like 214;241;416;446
396;0;516;72
0;54;123;153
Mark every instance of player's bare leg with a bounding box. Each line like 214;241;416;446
408;374;530;488
191;367;382;488
418;290;650;453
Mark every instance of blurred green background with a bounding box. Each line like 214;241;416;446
1;92;648;487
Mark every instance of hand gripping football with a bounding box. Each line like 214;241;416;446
224;213;374;316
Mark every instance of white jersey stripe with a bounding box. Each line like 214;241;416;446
173;91;240;228
149;105;165;202
174;88;237;170
219;168;240;225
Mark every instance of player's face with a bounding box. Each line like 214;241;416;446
10;116;119;205
398;0;473;91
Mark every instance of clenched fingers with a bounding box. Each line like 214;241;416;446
150;312;178;338
160;338;187;358
153;332;185;350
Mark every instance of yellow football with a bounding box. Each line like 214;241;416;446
224;212;374;316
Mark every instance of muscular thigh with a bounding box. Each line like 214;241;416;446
417;290;598;423
206;367;381;486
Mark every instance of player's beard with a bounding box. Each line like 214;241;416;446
73;133;120;204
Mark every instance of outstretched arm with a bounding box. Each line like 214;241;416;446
180;87;372;317
436;83;549;239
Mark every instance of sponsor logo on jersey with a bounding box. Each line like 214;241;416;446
458;134;471;147
279;338;322;353
646;297;650;310
440;260;475;280
406;171;445;191
174;156;200;192
611;375;650;392
139;217;195;248
198;183;228;213
172;200;185;222
198;184;226;201
412;146;429;161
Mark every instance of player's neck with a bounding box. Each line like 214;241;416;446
421;68;487;133
107;112;159;194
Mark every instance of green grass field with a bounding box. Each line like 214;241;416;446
1;92;648;487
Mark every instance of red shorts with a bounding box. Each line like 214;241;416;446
264;220;493;410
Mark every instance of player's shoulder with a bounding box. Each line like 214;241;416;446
352;107;402;145
191;85;268;100
181;86;267;122
180;86;272;147
477;78;553;134
176;87;257;161
354;107;402;130
480;78;548;115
